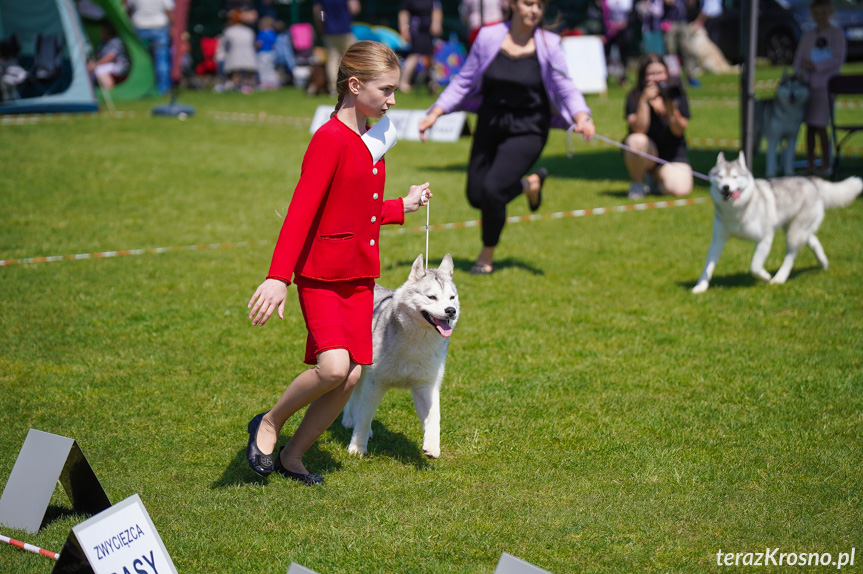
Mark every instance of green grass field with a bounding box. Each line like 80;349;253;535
1;64;862;574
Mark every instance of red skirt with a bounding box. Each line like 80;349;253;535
295;277;375;365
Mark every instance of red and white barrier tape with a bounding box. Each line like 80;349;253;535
1;533;60;560
0;197;708;267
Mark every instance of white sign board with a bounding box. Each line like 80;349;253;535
310;105;332;133
560;35;607;95
71;494;177;574
311;106;466;143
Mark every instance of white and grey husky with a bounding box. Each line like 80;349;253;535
342;254;459;458
755;72;810;178
692;151;862;293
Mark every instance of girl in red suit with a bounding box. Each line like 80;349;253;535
246;41;432;485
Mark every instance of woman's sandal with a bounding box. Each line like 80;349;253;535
470;263;494;275
528;168;548;212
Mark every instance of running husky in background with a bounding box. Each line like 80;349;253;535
342;254;459;459
755;72;810;177
692;152;863;293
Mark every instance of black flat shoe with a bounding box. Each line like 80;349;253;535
246;412;274;476
528;168;547;212
273;447;324;486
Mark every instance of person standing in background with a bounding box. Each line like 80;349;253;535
256;16;280;89
126;0;174;95
313;0;361;96
602;0;635;86
460;0;507;48
661;0;700;86
220;8;258;92
793;0;846;176
398;0;443;93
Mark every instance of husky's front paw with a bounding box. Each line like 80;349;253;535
347;442;367;457
752;269;772;282
692;281;709;294
422;441;440;459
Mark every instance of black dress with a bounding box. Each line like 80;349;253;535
401;0;436;55
467;51;551;247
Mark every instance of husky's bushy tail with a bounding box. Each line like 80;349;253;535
819;176;863;209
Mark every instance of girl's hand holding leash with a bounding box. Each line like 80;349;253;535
248;278;288;326
404;182;432;212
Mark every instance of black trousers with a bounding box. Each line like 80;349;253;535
467;109;549;247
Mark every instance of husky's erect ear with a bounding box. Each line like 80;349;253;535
717;151;726;164
438;253;454;277
409;254;425;282
738;150;747;168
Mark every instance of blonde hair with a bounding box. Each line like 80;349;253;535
332;41;401;117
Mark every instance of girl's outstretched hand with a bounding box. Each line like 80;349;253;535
404;182;432;213
248;278;288;326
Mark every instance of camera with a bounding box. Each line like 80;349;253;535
656;81;682;102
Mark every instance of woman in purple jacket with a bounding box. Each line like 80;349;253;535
418;0;595;275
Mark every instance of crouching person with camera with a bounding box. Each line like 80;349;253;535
622;53;693;199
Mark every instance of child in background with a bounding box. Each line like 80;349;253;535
256;16;280;89
88;21;130;91
793;0;846;176
245;41;432;485
219;9;258;93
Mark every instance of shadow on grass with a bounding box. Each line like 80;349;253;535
387;255;544;276
39;504;88;530
326;420;432;471
451;256;544;276
676;265;823;291
210;443;340;489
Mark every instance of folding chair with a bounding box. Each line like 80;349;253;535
828;74;863;179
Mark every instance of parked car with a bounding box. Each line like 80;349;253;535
713;0;863;65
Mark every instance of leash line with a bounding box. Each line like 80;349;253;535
0;198;707;268
425;193;430;269
567;127;712;182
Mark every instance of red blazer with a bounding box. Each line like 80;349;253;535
267;117;405;285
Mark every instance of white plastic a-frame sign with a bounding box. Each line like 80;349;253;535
495;552;554;574
52;494;178;574
0;429;111;534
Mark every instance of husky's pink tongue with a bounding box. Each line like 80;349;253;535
730;190;741;200
434;318;453;338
